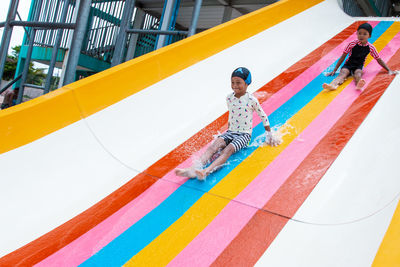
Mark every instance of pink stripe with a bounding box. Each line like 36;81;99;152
36;25;364;267
34;180;180;267
168;26;400;267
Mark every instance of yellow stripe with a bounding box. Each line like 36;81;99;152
0;0;323;154
124;22;400;267
372;199;400;267
371;26;400;262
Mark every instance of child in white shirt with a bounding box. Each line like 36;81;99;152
175;67;281;180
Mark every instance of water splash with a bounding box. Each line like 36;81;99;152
248;123;295;148
253;90;273;102
323;65;336;76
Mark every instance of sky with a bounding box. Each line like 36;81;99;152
0;0;33;53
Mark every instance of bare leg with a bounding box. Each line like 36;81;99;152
175;138;227;178
353;69;365;90
198;138;227;166
195;144;235;180
323;68;350;90
174;168;197;178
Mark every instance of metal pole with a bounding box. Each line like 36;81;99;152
24;83;44;90
44;0;71;94
17;0;43;104
126;29;187;35
0;0;20;82
155;0;176;50
9;21;76;29
62;0;92;86
165;0;180;46
221;5;233;23
58;0;80;87
188;0;202;37
16;11;30;39
0;74;22;95
16;28;37;104
111;0;135;67
125;8;145;61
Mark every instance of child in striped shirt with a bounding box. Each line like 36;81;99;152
175;67;281;180
323;23;397;91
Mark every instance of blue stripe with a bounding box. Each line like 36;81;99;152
80;21;393;267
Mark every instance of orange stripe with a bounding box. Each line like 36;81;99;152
211;44;400;267
0;21;359;266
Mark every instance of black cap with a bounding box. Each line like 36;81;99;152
358;23;373;36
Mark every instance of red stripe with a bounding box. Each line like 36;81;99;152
211;44;400;267
0;21;361;266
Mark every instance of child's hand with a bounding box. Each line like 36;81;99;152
326;70;336;76
388;70;399;75
265;131;282;147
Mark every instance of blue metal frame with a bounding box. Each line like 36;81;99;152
165;0;180;46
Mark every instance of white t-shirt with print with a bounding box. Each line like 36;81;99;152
226;92;270;135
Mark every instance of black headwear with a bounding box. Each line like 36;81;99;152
358;23;373;36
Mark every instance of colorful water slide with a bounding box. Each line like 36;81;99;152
1;0;400;265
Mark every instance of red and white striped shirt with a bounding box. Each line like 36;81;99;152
343;40;380;60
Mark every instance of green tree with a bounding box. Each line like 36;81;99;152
2;47;18;81
27;66;46;86
2;45;46;86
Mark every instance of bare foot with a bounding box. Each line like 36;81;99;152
195;169;207;181
175;168;196;178
356;79;366;91
322;83;338;91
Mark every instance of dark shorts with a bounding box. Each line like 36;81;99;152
219;130;251;152
342;63;363;75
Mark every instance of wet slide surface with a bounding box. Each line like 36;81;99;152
1;1;400;266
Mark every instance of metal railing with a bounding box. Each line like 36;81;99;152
83;0;127;61
133;14;159;58
26;0;76;49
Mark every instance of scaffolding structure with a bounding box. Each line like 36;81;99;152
0;0;202;105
